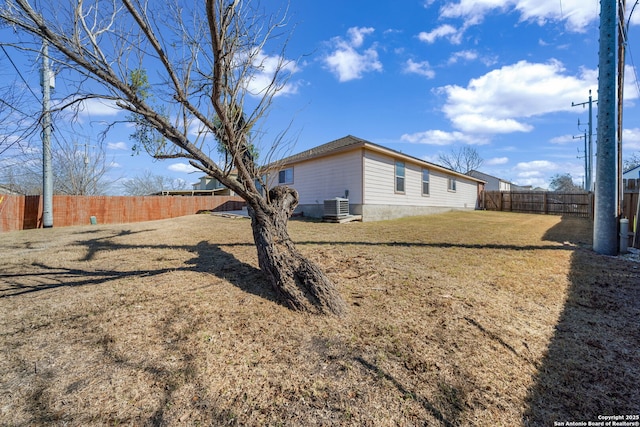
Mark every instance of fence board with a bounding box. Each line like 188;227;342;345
0;194;244;233
623;191;639;233
481;191;594;218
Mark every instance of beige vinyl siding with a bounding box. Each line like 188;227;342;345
363;150;477;208
428;170;477;208
286;149;363;205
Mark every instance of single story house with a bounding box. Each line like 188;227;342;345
0;184;22;195
266;135;485;221
623;164;640;191
192;174;236;196
467;170;513;192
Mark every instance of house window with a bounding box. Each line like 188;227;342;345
278;167;293;185
422;169;430;196
395;161;405;193
448;177;457;192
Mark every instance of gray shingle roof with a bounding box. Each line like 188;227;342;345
278;135;367;165
271;134;484;183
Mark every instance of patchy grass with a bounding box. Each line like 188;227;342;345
0;210;638;426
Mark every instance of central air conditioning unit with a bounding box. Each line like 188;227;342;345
323;197;349;218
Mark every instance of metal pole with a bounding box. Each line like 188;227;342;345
41;40;53;228
583;131;588;191
571;91;596;192
618;0;626;217
588;91;594;192
574;130;588;191
594;0;618;255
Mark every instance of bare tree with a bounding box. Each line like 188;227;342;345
122;170;189;196
438;146;484;174
1;136;117;195
53;140;116;195
0;49;39;191
548;173;584;192
624;152;640;171
0;0;346;315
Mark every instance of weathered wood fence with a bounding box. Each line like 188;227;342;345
0;194;244;233
480;191;594;218
481;190;639;230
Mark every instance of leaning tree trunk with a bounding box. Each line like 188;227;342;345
248;186;347;316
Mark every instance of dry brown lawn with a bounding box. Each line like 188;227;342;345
1;210;638;426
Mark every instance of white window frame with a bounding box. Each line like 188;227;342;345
395;161;405;193
448;177;457;192
422;169;430;196
278;167;294;185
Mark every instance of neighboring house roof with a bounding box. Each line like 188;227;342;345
150;190;230;196
0;184;22;195
623;165;640;178
467;170;512;185
275;135;485;183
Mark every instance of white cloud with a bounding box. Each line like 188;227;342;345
403;59;435;79
347;27;375;48
400;129;487;145
516;159;558;172
510;158;584;188
439;0;599;33
447;50;478;65
417;24;461;44
244;50;301;97
168;163;199;173
439;60;597;134
486;157;509;166
624;65;640;102
323;27;382;82
550;134;577;145
451;114;533;134
75;98;121;117
107;141;128;150
511;160;557;187
623;128;640;151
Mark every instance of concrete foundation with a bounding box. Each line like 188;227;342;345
295;203;472;222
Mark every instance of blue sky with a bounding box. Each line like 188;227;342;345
3;0;640;192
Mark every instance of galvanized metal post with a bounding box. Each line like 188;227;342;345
571;91;595;192
617;0;626;217
588;91;594;192
41;40;53;228
594;0;618;255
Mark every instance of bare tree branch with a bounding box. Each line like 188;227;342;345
438;146;484;175
0;0;345;315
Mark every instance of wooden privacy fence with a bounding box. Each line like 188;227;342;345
0;194;245;233
623;191;639;233
481;190;640;229
481;191;594;218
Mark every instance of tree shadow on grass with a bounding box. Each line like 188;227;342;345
0;232;280;307
1;230;281;425
523;217;640;425
354;357;458;427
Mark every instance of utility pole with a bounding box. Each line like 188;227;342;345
574;130;588;191
41;40;54;228
594;0;618;255
572;91;595;192
75;140;94;195
617;0;626;217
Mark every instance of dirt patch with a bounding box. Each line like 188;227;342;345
1;211;638;425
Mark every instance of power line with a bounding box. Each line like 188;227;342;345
0;96;30;117
623;0;640;99
0;45;40;102
559;0;564;20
